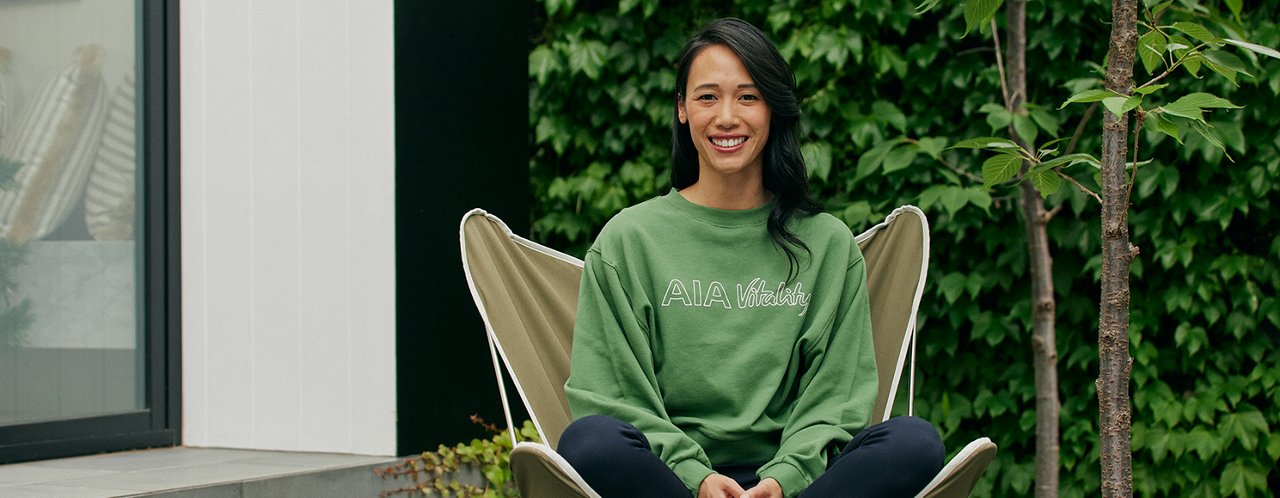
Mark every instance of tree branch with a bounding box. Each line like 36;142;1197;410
990;19;1013;110
1057;168;1103;204
1125;110;1146;207
1066;102;1099;156
905;138;984;183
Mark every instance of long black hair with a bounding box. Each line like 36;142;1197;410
671;17;822;280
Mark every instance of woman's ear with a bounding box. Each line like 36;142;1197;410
677;98;688;124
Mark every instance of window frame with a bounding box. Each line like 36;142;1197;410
0;0;181;464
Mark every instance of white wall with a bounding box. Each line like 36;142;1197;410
180;0;396;455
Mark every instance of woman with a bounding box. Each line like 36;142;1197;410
558;18;944;498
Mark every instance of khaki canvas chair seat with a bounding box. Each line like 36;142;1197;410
460;206;996;497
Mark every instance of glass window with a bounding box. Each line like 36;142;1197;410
0;0;145;427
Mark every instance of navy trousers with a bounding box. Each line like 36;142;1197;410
558;415;944;497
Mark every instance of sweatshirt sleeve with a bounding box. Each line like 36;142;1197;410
564;249;714;496
756;255;878;497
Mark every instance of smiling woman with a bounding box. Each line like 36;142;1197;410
676;44;772;205
536;17;947;498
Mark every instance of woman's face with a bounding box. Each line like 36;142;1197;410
678;44;771;183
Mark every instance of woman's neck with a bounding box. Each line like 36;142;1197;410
678;179;769;210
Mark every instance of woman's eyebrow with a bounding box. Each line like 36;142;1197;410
690;82;758;91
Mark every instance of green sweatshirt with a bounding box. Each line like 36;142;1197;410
564;189;877;497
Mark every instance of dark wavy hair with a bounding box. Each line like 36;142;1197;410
671;17;822;280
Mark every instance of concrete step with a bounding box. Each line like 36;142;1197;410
0;447;408;497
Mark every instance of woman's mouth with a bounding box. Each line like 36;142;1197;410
710;136;747;151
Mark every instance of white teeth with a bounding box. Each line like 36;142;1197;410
711;137;746;148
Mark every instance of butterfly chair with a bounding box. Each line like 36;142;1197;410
460;206;996;498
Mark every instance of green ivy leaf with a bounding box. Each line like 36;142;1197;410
882;143;920;173
855;140;898;181
568;39;609;80
916;137;948;160
872;100;908;132
802;142;834;182
1220;461;1268;497
982;153;1023;189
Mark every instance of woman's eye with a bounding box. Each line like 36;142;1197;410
741;94;760;101
695;94;716;101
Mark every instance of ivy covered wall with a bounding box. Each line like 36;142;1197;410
528;0;1279;495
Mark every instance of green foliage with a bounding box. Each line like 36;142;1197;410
0;156;34;348
530;0;1280;495
376;417;540;498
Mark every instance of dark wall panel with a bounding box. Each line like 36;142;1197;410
395;0;530;454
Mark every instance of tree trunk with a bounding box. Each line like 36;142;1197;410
1099;0;1138;496
1004;2;1060;496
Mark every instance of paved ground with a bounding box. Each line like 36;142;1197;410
0;447;402;497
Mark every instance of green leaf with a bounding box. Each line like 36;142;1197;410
882;143;920;173
618;0;639;14
855;140;898;180
841;201;872;226
1218;410;1269;451
1224;0;1242;20
1029;107;1061;137
1220;461;1268;497
1102;95;1141;117
1223;38;1280;60
1147;112;1183;144
1028;169;1061;197
528;46;561;85
872;101;908;132
1060;89;1117;108
1170;22;1218;45
1187;119;1233;161
1012;114;1037;144
916;137;948;160
1160;92;1242;122
982;153;1023;189
1133;83;1168;95
1202;50;1251;77
568;39;609;80
962;0;1004;37
963;188;992;214
981;103;1013;130
0;156;23;190
1033;153;1101;172
1138;30;1168;74
802;142;834;182
950;137;1019;150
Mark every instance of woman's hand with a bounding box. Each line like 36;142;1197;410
740;477;783;498
698;473;746;498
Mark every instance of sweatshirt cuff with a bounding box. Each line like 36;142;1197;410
673;458;715;496
757;461;808;498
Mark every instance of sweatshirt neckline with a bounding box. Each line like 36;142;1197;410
663;188;772;227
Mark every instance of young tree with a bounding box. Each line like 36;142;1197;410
927;0;1278;495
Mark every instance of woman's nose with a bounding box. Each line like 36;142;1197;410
715;101;738;128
